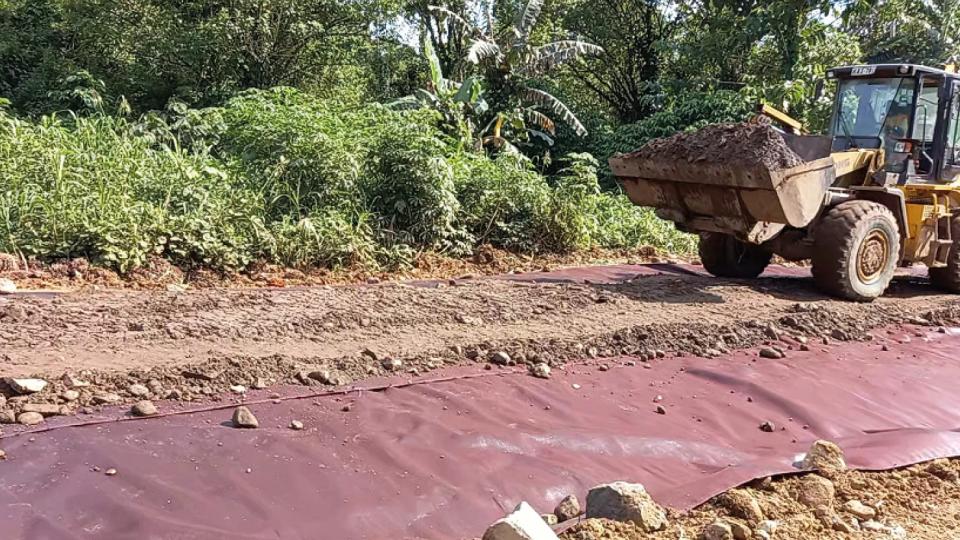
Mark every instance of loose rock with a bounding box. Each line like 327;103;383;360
801;440;847;476
0;278;16;294
759;421;775;433
842;499;877;520
554;494;582;522
60;390;80;402
482;501;560;540
290;420;304;431
585;481;667;532
792;474;835;508
231;406;259;429
92;392;121;405
490;351;513;366
6;378;47;394
541;513;558;526
717;489;764;523
131;400;158;417
530;363;551;379
127;384;150;397
21;403;64;417
17;411;44;426
702;520;734;540
759;347;784;359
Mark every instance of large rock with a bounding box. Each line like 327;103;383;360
717;489;764;524
6;378;47;394
20;403;64;417
231;406;259;429
17;411;44;426
0;278;16;295
482;501;560;540
585;482;667;532
792;474;835;508
801;440;846;477
554;494;582;522
702;520;733;540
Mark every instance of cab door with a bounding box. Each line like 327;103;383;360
939;81;960;182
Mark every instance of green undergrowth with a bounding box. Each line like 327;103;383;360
0;89;695;273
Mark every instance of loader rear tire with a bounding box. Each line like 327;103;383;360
812;200;900;302
928;214;960;293
698;232;771;279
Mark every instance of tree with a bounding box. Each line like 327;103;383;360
434;0;602;148
561;0;675;123
843;0;960;65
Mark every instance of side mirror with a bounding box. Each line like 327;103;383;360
814;79;825;101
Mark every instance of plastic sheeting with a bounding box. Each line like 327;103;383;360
2;327;960;539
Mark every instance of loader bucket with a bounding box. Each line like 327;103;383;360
609;134;836;244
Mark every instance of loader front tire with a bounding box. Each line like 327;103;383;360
928;214;960;293
812;200;900;302
698;232;771;279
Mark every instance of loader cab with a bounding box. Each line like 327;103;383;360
827;64;960;183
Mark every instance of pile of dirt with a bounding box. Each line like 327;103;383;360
626;122;806;170
561;458;960;539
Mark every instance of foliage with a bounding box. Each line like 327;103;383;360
430;0;603;150
560;0;676;123
390;35;489;147
0;88;695;272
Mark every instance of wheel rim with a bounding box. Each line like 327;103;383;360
856;229;890;284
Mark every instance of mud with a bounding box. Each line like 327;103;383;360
561;458;960;540
1;265;959;417
627;122;806;170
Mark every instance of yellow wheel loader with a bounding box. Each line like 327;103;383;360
610;64;960;301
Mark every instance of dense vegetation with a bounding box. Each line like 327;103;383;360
1;0;956;272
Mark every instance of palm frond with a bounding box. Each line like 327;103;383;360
514;0;545;45
422;34;444;92
523;88;588;137
427;5;477;33
467;39;502;64
524;109;556;135
526;41;604;74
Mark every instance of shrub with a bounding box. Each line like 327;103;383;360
0;111;264;271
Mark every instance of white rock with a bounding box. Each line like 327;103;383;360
482;501;560;540
230;385;247;394
6;378;47;394
842;499;876;520
585;481;667;532
0;278;16;294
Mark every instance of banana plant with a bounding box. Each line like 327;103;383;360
391;35;489;147
429;0;603;145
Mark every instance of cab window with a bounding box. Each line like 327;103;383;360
943;84;960;181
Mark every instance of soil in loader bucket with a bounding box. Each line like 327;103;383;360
625;122;806;170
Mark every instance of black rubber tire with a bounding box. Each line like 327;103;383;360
698;232;772;279
929;214;960;293
811;200;900;302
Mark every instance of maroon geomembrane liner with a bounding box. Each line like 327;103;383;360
0;264;955;540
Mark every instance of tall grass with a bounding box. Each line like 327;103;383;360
0;89;695;273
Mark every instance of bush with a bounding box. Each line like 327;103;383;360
0;112;265;271
0;88;697;274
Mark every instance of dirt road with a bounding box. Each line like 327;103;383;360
1;264;959;406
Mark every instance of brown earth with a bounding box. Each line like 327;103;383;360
1;262;959;417
561;458;960;540
0;245;676;291
626;122;805;170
